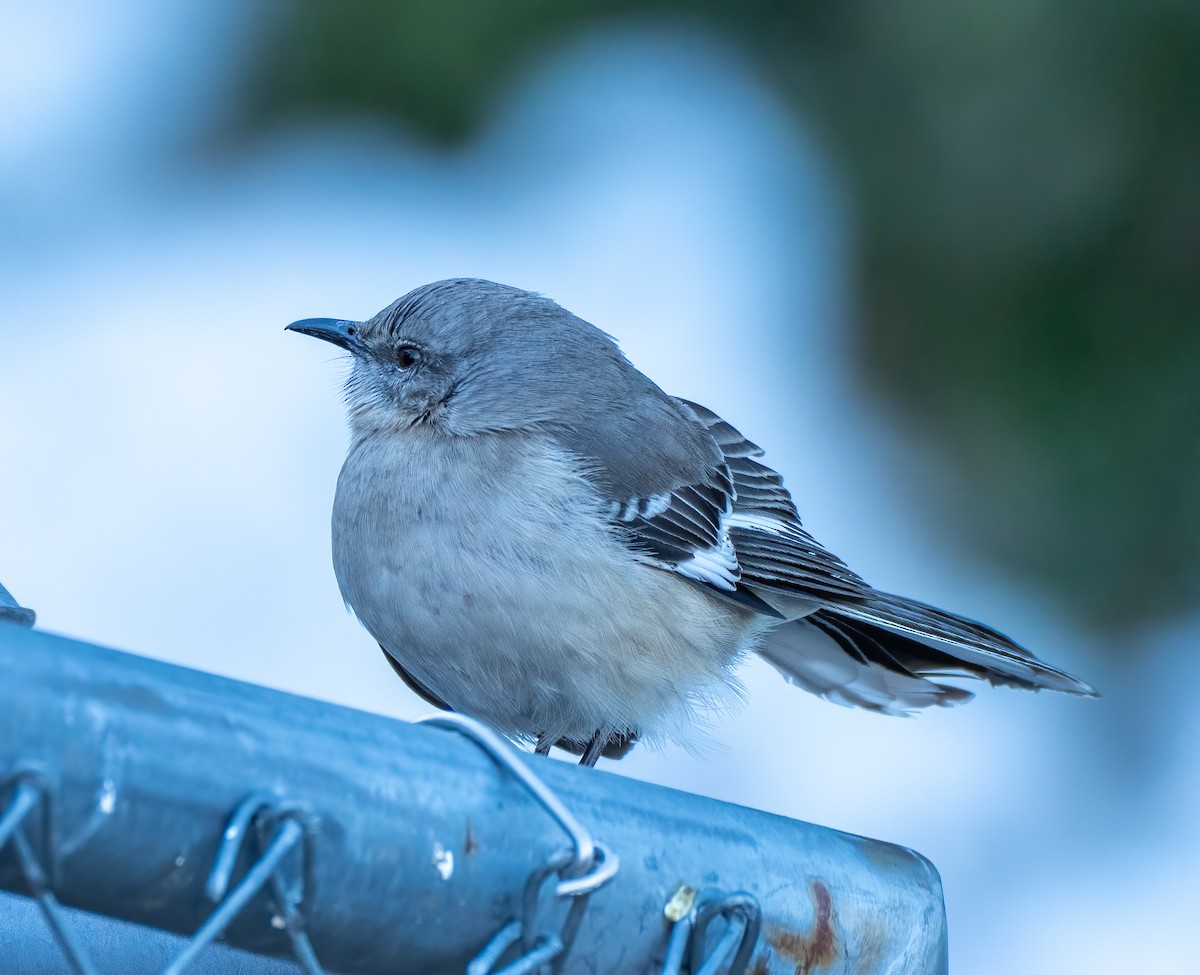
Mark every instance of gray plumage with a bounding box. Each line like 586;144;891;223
288;278;1096;765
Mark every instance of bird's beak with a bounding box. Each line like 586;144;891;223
285;318;363;352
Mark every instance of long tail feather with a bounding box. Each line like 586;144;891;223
756;592;1096;715
832;592;1097;697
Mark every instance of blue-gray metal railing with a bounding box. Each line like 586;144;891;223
0;893;302;975
0;589;948;974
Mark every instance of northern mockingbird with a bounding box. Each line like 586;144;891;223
288;278;1095;766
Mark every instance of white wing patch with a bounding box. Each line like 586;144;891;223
725;511;792;535
671;491;741;591
674;504;809;592
613;493;675;522
675;531;739;591
609;471;845;600
639;492;673;520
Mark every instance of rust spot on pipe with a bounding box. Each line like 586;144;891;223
768;879;837;973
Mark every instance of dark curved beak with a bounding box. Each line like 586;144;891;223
285;318;363;352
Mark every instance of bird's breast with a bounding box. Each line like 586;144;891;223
330;430;619;660
328;429;755;742
332;430;594;583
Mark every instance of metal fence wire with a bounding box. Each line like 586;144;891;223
0;770;98;975
0;583;949;975
1;721;757;975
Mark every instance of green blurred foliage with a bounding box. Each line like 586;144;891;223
235;0;1199;634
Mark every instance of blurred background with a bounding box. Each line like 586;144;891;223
2;1;1196;971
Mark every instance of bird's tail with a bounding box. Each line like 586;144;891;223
756;591;1097;716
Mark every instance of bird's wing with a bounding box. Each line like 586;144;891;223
671;399;871;605
601;462;742;591
556;391;1093;701
664;400;1098;700
556;391;871;608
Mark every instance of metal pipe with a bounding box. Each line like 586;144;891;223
0;620;948;974
0;891;299;974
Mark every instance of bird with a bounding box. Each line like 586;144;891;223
288;278;1096;767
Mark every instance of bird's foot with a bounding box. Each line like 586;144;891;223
578;730;606;768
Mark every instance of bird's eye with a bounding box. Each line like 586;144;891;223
396;345;421;369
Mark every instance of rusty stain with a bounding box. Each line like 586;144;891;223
749;957;771;975
768;879;837;974
464;819;479;855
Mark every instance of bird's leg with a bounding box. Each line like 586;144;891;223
578;731;606;768
534;733;552;757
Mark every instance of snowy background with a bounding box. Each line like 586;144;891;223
2;3;1195;972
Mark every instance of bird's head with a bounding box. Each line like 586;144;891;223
287;278;634;439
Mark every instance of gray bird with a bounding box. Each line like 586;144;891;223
288;278;1095;766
